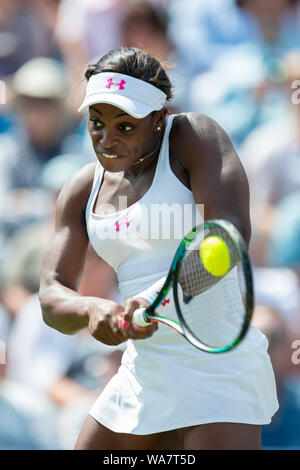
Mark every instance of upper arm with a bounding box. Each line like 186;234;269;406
40;163;95;294
176;113;251;245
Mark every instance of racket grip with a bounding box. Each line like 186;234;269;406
132;308;151;327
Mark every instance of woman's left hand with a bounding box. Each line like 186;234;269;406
119;297;158;340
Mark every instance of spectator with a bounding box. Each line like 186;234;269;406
55;0;128;113
122;2;171;59
0;377;59;449
0;0;42;78
261;191;300;336
0;57;88;234
240;51;300;265
55;0;172;114
0;221;69;449
55;0;126;63
168;0;300;75
252;304;300;449
0;58;68;189
242;50;300;209
0;0;66;133
0;155;123;448
253;266;300;339
121;1;186;112
186;41;288;146
27;0;63;62
2;242;123;449
267;191;300;270
168;1;300;145
0;302;9;379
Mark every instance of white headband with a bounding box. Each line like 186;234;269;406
78;72;167;118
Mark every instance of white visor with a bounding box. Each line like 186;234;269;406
78;72;167;118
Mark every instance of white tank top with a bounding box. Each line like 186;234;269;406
86;114;202;302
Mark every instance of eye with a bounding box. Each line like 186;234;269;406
119;122;134;132
89;117;103;130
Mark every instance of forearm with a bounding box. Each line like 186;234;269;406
222;213;251;249
39;282;95;334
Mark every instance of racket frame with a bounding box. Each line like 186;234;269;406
136;220;254;353
173;220;254;353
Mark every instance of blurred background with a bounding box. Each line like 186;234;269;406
0;0;299;450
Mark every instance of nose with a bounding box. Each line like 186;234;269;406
98;127;117;150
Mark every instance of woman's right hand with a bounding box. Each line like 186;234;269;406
87;297;158;346
87;298;134;345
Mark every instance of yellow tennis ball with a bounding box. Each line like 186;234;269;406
199;236;231;277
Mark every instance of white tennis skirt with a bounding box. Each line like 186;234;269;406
89;320;279;435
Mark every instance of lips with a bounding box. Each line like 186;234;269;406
102;153;119;159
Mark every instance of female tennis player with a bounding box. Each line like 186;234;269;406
39;47;278;450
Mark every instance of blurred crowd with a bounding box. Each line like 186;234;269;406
0;0;299;450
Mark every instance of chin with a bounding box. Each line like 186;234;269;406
97;155;131;172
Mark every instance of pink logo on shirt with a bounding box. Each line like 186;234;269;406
106;78;126;90
115;218;130;232
156;292;170;307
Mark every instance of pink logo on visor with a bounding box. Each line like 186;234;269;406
106;78;126;90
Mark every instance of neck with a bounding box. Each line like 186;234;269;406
124;130;164;178
130;137;162;167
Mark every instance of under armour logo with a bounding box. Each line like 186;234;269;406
115;218;130;232
106;78;126;90
156;292;170;307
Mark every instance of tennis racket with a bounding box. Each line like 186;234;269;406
132;219;254;353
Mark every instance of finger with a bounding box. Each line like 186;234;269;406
107;312;128;340
131;321;158;339
117;314;154;340
123;300;137;323
115;311;136;339
91;326;127;346
116;311;131;332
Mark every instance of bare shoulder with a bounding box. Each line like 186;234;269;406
171;113;251;243
172;112;233;161
171;111;245;180
173;111;218;133
55;161;97;226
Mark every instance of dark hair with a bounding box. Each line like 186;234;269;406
85;47;173;102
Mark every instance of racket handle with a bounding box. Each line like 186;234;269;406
132;308;151;327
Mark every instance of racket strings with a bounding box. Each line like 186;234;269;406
178;226;247;348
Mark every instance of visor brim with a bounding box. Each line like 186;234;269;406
78;94;156;118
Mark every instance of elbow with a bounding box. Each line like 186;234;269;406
235;219;251;250
222;215;251;249
38;287;75;335
39;289;56;329
40;304;53;329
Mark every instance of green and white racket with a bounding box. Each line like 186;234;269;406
132;219;254;353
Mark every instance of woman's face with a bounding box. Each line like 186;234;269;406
88;102;161;172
